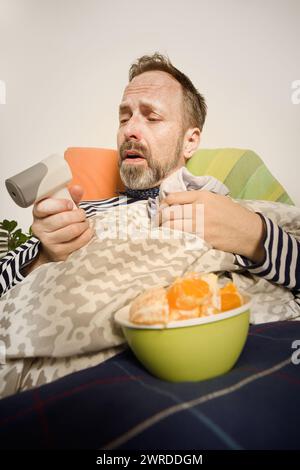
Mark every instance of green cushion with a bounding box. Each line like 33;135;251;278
186;148;293;205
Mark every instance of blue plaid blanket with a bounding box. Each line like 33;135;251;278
0;321;299;449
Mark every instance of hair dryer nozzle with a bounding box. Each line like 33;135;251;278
5;154;74;208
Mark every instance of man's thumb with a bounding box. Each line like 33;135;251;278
69;185;84;206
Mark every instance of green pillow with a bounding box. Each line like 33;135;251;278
186;148;293;205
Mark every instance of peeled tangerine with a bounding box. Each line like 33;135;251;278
129;273;244;325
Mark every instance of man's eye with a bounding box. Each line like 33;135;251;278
120;119;129;124
148;117;159;122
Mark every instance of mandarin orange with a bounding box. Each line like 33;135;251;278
219;283;242;311
167;278;210;311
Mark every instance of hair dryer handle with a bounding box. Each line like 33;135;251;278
51;187;77;209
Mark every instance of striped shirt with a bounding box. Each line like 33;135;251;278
1;197;300;309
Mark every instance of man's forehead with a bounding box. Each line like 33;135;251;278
122;83;165;101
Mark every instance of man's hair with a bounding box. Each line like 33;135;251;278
129;52;207;132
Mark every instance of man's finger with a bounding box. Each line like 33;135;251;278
45;220;90;243
159;203;194;224
160;203;204;236
35;208;87;233
161;219;192;232
160;190;205;207
33;198;74;218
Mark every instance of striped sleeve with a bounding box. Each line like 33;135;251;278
78;196;137;216
235;214;300;308
0;237;41;297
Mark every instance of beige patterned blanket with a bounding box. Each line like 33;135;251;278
0;199;299;398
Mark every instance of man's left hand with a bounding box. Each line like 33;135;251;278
159;190;266;263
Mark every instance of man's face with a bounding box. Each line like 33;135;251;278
117;70;186;189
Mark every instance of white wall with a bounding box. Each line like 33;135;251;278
0;0;299;231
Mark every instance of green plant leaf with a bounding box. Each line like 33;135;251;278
1;220;18;232
0;219;32;254
17;234;28;244
12;228;22;238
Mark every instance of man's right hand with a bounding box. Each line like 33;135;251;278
22;185;95;276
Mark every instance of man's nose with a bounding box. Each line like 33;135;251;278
123;116;143;141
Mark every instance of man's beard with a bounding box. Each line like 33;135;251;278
118;136;183;190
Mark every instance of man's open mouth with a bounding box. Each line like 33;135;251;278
123;152;146;163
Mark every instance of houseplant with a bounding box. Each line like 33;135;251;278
0;219;32;258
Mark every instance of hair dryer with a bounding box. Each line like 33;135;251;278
5;154;76;209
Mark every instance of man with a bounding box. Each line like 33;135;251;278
0;53;299;304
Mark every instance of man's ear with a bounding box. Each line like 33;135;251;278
182;127;201;162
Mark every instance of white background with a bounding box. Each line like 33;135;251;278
0;0;299;231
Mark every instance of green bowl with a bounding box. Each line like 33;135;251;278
115;297;250;382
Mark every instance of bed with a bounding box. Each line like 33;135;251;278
0;147;298;449
0;320;299;449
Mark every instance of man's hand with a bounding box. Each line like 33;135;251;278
159;190;266;263
22;185;95;275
